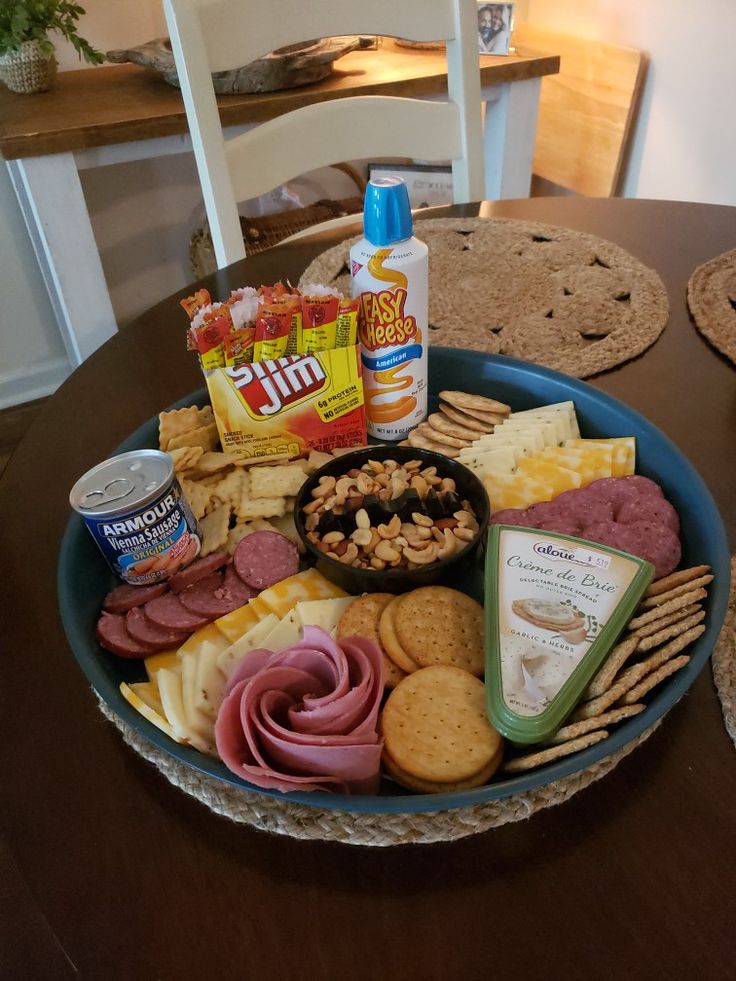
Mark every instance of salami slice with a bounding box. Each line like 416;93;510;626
168;552;229;593
233;531;299;590
143;593;210;631
616;496;680;533
586;475;664;507
221;563;258;609
125;605;190;649
179;572;240;619
102;582;169;614
96;612;160;659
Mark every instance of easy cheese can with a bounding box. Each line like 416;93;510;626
350;178;428;440
69;450;201;585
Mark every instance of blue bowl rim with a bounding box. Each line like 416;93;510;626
57;348;730;815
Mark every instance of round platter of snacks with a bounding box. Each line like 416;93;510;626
3;190;736;980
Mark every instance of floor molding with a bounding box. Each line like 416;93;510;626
0;357;71;410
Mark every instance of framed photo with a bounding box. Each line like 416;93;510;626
367;163;454;209
477;3;513;55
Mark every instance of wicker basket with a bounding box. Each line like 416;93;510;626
0;39;57;94
190;164;365;278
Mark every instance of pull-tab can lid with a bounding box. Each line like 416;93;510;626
363;177;413;246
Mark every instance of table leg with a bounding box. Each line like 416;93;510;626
7;153;117;367
482;76;542;200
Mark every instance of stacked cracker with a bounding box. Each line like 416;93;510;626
338;586;503;792
504;565;713;772
159;404;338;558
401;390;510;457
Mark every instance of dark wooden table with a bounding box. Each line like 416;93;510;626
2;198;735;981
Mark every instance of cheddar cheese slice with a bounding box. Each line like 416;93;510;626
516;457;583;494
483;473;554;511
565;438;635;476
144;649;179;682
257;569;347;619
120;681;176;740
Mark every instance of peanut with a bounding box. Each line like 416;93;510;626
322;531;345;546
355;508;370;529
351;528;373;547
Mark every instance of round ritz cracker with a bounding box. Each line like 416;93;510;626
406;427;461;458
416;423;471;449
438;401;497;433
426;413;484;442
378;597;421;675
337;593;406;689
383;742;504;794
381;665;504;788
393;586;485;677
439;390;511;418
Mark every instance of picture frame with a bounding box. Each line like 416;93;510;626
367;163;454;209
477;3;514;56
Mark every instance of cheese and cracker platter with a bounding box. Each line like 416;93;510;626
58;180;729;818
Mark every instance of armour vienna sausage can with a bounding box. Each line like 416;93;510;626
69;450;201;585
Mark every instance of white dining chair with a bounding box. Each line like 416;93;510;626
163;0;486;269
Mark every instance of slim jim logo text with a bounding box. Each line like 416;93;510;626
225;355;327;416
358;287;418;351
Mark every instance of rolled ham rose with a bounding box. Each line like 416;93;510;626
215;625;384;794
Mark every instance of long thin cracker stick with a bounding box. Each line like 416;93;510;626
639;575;713;609
503;731;609;772
637;611;706;652
619;655;691;705
645;564;710;598
547;704;645;745
627;588;707;630
628;603;701;639
585;635;640;700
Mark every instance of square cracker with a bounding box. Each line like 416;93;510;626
159;405;200;450
168;446;204;473
180;478;211;520
198;503;230;556
167;423;220;453
189;451;234;477
249;465;307;499
238;496;288;521
207;469;245;512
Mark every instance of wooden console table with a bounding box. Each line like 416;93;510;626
0;41;558;367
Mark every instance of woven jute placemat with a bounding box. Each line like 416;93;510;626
712;556;736;746
687;249;736;366
300;217;670;379
97;698;662;847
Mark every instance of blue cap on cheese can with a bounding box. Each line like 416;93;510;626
363;177;413;246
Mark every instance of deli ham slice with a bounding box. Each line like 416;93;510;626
168;552;229;594
215;626;384;794
233;531;299;590
102;582;169;614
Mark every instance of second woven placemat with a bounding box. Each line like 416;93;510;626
300;217;670;378
687;248;736;365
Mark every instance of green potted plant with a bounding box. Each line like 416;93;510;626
0;1;104;94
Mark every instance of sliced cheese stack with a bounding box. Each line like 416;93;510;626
455;400;636;512
120;568;348;754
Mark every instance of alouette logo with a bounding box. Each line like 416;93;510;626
533;541;577;561
225;355;327;416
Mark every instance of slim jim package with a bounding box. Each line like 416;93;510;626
181;284;366;459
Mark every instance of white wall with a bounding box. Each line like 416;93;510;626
526;0;736;204
1;0;735;407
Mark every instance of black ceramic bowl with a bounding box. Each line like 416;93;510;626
293;445;490;594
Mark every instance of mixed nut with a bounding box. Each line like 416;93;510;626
302;458;480;571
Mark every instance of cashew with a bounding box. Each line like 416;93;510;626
414;525;433;540
390;475;407;500
374;540;400;563
335;476;356;499
440;478;456;493
355;508;370;529
305;513;318;532
366;459;385;475
404;459;423;472
411;511;434;528
311;478;334;498
437;529;457;559
337;543;359;564
356;473;375;495
377;514;401;539
351;528;373;547
375;472;390;488
454;510;477;529
384;460;399;474
402;543;439;565
370;556;387;571
454;526;475;542
303;497;324;515
409;475;428;498
362;529;381;554
322;531;345;546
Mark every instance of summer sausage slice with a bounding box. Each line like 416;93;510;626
220;563;258;609
179;572;240;620
167;552;229;594
125;605;190;649
102;582;169;614
233;531;299;590
143;593;210;631
96;612;161;659
490;508;536;526
586;475;664;507
616;496;680;533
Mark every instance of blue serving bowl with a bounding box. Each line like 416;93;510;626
58;348;730;815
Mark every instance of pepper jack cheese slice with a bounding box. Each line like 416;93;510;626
120;681;176;739
216;613;280;677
